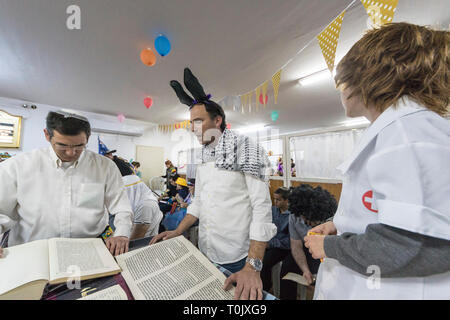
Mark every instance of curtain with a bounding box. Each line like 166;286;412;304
291;129;364;180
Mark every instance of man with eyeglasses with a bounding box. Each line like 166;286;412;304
0;111;133;258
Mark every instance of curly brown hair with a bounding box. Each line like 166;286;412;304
335;22;449;116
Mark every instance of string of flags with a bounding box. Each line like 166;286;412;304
157;120;191;133
216;0;399;115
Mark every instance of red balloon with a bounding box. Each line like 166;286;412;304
144;97;153;109
259;94;268;105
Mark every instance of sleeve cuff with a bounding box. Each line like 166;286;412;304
249;222;277;242
323;235;339;259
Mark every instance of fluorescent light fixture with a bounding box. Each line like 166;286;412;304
298;68;336;86
235;123;268;134
343;117;370;127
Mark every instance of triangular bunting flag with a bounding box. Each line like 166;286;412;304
240;95;246;114
255;86;261;111
317;10;346;73
271;69;282;105
361;0;398;27
248;92;252;113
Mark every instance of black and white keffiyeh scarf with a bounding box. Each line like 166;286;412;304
198;129;271;181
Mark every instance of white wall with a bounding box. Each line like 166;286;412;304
0;97;152;162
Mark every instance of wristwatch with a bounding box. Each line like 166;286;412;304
246;257;263;272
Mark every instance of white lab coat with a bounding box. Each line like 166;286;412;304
314;97;450;300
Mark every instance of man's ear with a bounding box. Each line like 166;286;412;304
44;129;51;142
215;116;223;129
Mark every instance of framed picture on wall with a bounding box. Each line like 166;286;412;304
0;110;22;148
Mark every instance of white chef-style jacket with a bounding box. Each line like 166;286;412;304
0;147;133;246
187;161;277;265
122;174;163;238
314;97;450;300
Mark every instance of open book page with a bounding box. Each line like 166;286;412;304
77;284;128;300
0;239;50;298
48;238;120;283
116;236;234;300
282;272;310;286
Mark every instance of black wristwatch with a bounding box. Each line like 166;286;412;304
246;257;263;272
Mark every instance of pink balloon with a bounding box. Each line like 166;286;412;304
144;97;153;109
118;113;125;123
259;94;268;105
226;123;231;129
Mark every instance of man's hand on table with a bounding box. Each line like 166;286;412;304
106;236;129;256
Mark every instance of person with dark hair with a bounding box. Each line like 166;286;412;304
0;111;133;258
278;184;337;300
150;68;276;300
111;158;163;241
161;160;177;188
131;161;142;178
304;23;450;300
260;187;291;294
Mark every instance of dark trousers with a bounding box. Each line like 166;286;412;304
279;246;321;300
260;248;290;293
261;247;321;300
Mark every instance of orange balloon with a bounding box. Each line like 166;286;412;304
140;48;157;67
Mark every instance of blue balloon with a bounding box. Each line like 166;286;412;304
155;35;171;57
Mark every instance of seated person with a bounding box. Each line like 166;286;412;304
131;161;142;178
158;173;179;212
162;177;192;231
260;187;291;294
280;184;337;300
0;111;132;257
112;157;163;240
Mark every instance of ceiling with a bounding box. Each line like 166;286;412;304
0;0;448;134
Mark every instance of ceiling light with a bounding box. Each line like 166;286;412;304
235;123;269;134
298;68;336;86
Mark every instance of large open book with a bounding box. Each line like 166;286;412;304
0;238;121;300
115;236;235;300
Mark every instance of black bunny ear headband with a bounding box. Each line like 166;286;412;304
170;68;214;109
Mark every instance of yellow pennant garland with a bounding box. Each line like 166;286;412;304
247;92;253;113
271;69;282;105
361;0;398;27
255;86;261;111
158;121;190;133
317;10;346;73
240;95;246;114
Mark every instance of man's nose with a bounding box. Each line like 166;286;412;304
66;148;77;157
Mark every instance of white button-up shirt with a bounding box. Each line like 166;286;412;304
0;147;133;246
122;174;163;237
187;161;277;264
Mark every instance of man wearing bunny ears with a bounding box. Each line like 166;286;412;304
150;68;277;300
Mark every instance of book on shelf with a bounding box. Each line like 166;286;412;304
0;238;121;300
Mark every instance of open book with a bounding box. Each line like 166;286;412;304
282;272;315;286
115;236;235;300
77;284;128;300
0;238;121;300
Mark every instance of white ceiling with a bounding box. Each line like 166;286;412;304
0;0;448;134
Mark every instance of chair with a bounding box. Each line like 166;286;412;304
149;176;165;195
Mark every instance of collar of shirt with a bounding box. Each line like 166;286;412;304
337;96;427;174
48;146;86;169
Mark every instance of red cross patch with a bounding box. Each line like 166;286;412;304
362;190;378;213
